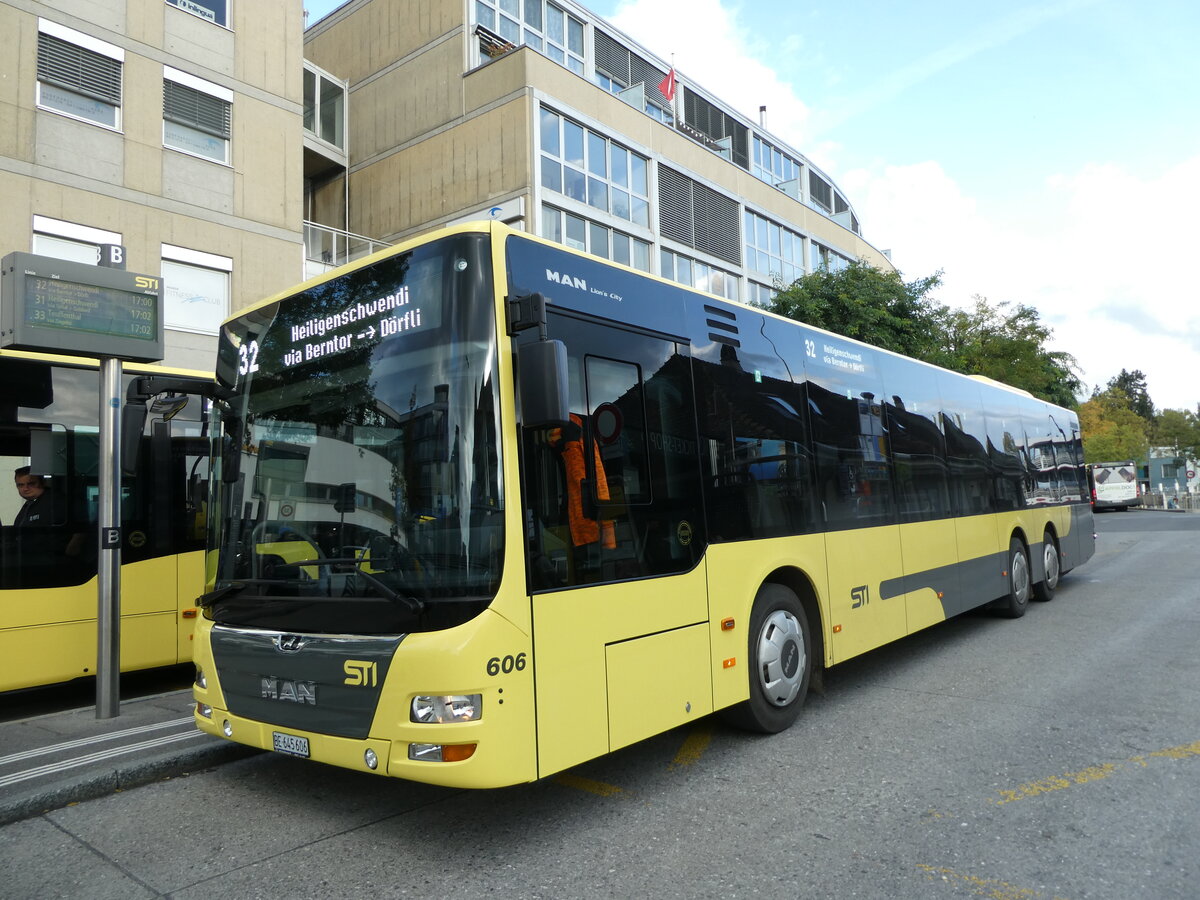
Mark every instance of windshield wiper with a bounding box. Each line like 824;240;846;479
197;582;248;609
291;557;425;613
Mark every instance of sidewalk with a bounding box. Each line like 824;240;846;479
0;688;256;826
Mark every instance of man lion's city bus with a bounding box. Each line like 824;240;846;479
1;349;211;692
192;222;1094;787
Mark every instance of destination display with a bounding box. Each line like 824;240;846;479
1;252;164;362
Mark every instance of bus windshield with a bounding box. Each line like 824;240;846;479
206;233;503;634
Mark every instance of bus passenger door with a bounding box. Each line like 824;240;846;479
518;315;711;778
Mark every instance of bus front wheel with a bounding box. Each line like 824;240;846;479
721;583;811;734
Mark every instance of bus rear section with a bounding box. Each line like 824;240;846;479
0;351;211;692
1089;461;1141;511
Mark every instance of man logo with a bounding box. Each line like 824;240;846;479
261;676;316;705
851;585;869;609
545;268;587;291
274;634;308;653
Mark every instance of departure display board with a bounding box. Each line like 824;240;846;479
1;252;164;362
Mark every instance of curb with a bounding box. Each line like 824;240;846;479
0;740;260;827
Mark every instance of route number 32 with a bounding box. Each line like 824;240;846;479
238;339;261;375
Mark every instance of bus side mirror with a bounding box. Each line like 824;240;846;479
120;397;148;476
221;424;243;484
519;339;570;429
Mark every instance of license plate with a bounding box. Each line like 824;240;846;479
272;731;310;758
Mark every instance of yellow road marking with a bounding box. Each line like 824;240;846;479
992;738;1200;805
552;773;626;797
670;726;712;770
917;864;1070;900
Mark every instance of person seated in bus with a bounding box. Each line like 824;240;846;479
9;467;86;587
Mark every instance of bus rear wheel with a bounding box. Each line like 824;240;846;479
720;583;811;734
998;537;1031;618
1033;533;1060;602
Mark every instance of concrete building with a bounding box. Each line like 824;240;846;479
1;0;308;370
302;0;893;306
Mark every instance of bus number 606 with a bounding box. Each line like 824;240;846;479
486;653;527;676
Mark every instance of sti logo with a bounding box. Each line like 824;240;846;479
851;585;870;609
545;268;587;291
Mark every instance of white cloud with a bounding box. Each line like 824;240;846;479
605;0;814;152
602;0;1200;411
846;156;1200;410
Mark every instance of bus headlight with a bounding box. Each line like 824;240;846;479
410;694;482;723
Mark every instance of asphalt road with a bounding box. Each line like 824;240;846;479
3;510;1198;899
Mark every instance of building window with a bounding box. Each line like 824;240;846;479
162;245;232;335
808;171;833;213
747;281;776;307
32;215;121;265
474;0;584;74
658;167;741;266
541;205;650;272
593;30;673;124
165;0;228;28
752;136;801;194
303;66;345;150
744;210;803;286
539;108;650;228
810;241;851;273
660;248;737;300
163;67;232;163
36;20;123;130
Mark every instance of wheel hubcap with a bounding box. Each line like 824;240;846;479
756;610;805;707
1043;543;1060;589
1012;550;1030;603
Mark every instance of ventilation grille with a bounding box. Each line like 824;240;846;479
681;88;748;169
658;167;741;266
593;30;630;83
809;172;833;212
704;304;740;346
594;30;671;108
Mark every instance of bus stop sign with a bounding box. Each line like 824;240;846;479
1;251;164;363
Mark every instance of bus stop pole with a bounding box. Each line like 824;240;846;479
97;356;123;718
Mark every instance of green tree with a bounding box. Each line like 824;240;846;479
1152;407;1200;460
766;261;943;359
926;296;1082;407
767;266;1082;406
1077;390;1150;463
1102;369;1154;422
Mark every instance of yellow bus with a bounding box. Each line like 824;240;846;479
0;349;211;693
192;222;1094;786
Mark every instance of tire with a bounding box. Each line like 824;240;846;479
1032;532;1060;602
719;583;811;734
998;537;1031;618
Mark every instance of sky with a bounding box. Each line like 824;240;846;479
303;0;1200;411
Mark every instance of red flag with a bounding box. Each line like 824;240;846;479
658;67;677;102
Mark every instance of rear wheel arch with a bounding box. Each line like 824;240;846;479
764;566;825;670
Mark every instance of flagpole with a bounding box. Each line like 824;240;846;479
670;54;677;126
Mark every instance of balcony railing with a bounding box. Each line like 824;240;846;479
303;221;391;278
